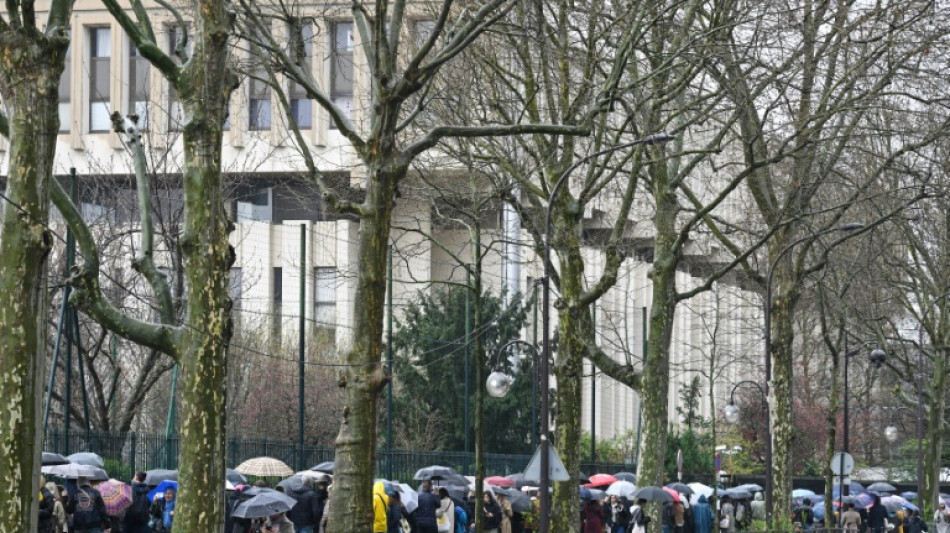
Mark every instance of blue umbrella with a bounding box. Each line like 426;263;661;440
900;492;917;502
147;480;178;502
792;489;816;499
580;487;592;500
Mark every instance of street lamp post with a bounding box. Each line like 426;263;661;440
722;381;766;486
837;340;886;524
537;132;673;533
763;222;863;525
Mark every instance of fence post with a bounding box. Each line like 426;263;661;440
130;432;136;480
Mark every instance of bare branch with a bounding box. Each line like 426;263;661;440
100;0;181;80
50;179;181;358
402;124;589;162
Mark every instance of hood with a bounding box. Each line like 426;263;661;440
698;495;709;504
45;482;59;497
754;493;763;501
373;481;389;502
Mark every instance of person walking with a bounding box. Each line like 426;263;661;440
373;481;390;533
867;495;888;533
438;488;455;533
124;472;152;533
38;475;56;533
843;503;862;533
606;495;631;533
414;481;441;533
631;499;653;533
906;510;929;533
66;476;109;533
483;492;503;533
935;503;950;533
150;487;177;533
720;496;736;533
497;492;514;533
582;497;604;533
287;474;323;533
264;512;295;533
692;495;713;533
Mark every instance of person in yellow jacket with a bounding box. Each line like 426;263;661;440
374;481;390;533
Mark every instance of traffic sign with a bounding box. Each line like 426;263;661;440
524;444;570;482
830;452;854;475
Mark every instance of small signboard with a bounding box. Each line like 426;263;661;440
524;444;571;482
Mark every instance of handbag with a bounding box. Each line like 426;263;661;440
437;513;452;533
719;515;731;529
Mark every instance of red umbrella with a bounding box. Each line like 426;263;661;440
662;486;681;502
97;479;133;517
584;474;618;488
486;476;515;488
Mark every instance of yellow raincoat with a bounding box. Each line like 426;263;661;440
373;481;389;533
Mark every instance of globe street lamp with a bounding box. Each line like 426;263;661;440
763;222;863;525
723;381;766;486
536;132;674;533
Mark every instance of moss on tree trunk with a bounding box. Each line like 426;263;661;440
326;162;401;533
0;32;68;533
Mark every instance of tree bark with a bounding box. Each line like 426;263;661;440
326;161;401;533
923;347;947;515
0;23;69;533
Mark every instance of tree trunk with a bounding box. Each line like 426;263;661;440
472;239;486;533
823;346;840;527
768;258;798;529
0;35;66;533
636;182;679;494
327;162;401;533
174;123;233;532
923;348;947;515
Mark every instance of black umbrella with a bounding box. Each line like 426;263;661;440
277;475;306;493
506;473;529;489
867;482;896;493
495;487;532;513
666;483;694;495
578;472;591;484
413;465;459;481
310;461;334;474
614;472;636;483
231;491;298;519
144;469;178;486
725;489;752;500
67;452;105;468
226;469;248;485
632;486;674;502
42;452;70;466
445;485;468;504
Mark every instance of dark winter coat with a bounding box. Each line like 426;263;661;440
38;486;55;533
868;505;889;531
484;498;503;530
287;486;323;527
124;481;153;533
582;500;604;533
414;491;441;527
65;484;108;532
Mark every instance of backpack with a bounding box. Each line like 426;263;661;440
71;488;101;529
455;505;468;533
126;489;151;523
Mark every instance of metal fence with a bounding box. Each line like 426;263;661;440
43;428;631;484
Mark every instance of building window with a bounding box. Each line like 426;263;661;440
167;26;186;131
289;22;313;129
59;42;71;132
128;41;149;129
248;28;271;131
313;267;337;327
329;21;354;129
89;27;111;133
236;186;273;222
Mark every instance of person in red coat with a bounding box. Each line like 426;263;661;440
583;498;605;533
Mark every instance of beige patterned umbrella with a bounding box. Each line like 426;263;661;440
234;457;294;478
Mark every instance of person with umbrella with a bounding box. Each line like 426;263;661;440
38;475;56;533
631;499;652;533
582;494;604;533
720;495;736;533
483;492;503;533
606;495;631;533
287;474;325;533
414;480;441;533
935;502;950;533
264;512;294;533
496;491;514;533
437;488;455;533
905;509;928;533
868;495;889;533
387;491;407;533
124;472;152;533
374;481;390;533
693;495;713;533
150;486;177;532
66;476;109;533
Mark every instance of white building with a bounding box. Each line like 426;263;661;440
0;0;764;442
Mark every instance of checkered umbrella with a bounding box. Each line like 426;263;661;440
234;457;294;478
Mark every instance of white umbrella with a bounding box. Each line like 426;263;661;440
688;482;714;504
606;481;637;498
396;483;419;514
42;463;109;481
